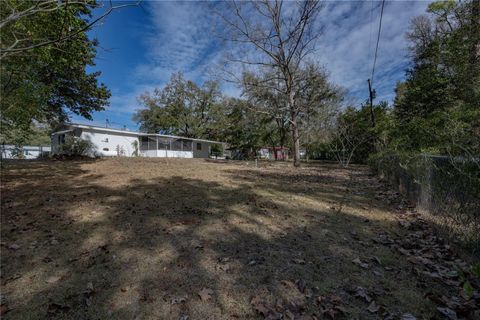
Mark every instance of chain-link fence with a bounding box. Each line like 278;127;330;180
372;154;480;255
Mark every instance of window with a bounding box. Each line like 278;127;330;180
140;136;157;151
171;140;182;151
196;142;202;151
182;140;192;151
103;148;109;151
140;136;149;150
58;134;65;145
158;138;170;150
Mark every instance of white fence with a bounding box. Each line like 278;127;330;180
1;145;51;159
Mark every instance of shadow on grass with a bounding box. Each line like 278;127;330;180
1;159;441;319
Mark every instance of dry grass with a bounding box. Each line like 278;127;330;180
0;158;457;319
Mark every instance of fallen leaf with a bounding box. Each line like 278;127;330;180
353;286;372;302
437;307;457;320
330;295;343;305
281;280;297;291
401;313;416;320
198;288;213;301
171;297;187;304
367;301;379;313
284;309;295;320
296;279;306;293
251;296;273;317
352;258;369;269
189;239;203;249
45;276;61;284
8;244;20;251
86;282;94;293
292;258;306;265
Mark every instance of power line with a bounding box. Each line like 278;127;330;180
367;0;374;63
371;0;385;86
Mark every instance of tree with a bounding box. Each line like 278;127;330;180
1;0;115;143
329;102;390;167
392;0;480;157
295;63;344;157
0;0;139;59
218;0;323;167
133;73;224;140
221;98;267;159
241;70;290;154
242;63;343;159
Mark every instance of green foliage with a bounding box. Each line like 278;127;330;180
0;123;51;146
59;135;93;156
131;140;139;157
134;73;223;140
351;0;479;168
391;0;480;156
472;264;480;279
210;144;223;157
330;102;391;164
221;98;267;159
463;280;474;298
1;0;110;143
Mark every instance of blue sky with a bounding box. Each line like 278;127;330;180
71;0;431;130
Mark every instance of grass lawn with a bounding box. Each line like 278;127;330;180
0;158;476;319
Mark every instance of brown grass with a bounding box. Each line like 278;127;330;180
0;158;457;319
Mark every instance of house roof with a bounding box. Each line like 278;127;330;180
51;123;225;144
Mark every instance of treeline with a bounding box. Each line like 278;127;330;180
328;0;479;165
2;0;478;167
135;0;479;164
133;67;343;160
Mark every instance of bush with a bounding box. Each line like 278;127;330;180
211;144;224;157
59;136;94;157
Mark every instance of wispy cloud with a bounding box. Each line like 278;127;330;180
134;1;220;85
317;1;430;105
99;0;431;128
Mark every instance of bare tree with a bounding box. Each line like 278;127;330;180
217;0;323;167
328;121;370;168
0;0;140;60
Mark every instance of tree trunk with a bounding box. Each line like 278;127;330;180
287;88;301;167
291;113;301;167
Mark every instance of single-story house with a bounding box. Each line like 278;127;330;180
51;123;225;158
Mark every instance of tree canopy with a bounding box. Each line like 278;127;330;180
392;0;480;156
1;0;111;143
133;73;225;140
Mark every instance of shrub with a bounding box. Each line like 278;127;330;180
59;136;94;157
211;144;223;157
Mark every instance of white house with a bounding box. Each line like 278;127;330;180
51;123;225;158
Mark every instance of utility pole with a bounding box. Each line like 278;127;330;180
367;79;376;128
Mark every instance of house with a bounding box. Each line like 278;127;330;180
258;147;290;160
51;123;225;158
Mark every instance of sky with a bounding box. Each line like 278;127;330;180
71;0;432;130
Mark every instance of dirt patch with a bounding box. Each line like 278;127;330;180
1;158;478;319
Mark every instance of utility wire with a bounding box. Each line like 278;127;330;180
371;0;386;86
367;0;374;63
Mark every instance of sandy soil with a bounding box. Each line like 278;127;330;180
0;158;476;319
